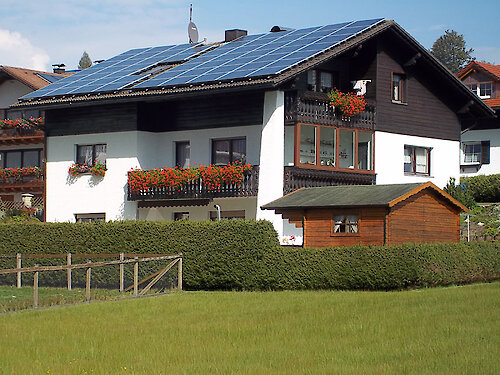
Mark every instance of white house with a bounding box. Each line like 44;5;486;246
12;19;493;243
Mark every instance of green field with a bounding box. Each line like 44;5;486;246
0;283;499;374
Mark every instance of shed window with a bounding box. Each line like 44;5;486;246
333;215;359;234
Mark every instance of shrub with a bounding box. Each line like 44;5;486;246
444;177;476;209
461;174;500;203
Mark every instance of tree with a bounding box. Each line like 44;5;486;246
78;51;92;70
431;30;474;73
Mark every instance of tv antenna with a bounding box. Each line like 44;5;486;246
188;4;199;44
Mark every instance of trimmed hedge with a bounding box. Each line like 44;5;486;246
0;221;498;290
462;174;500;203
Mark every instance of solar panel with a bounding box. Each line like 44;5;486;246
22;18;384;99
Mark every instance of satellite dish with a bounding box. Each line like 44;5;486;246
188;22;199;44
188;4;199;44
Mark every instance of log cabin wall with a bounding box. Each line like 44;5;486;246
387;189;460;244
303;207;386;248
375;39;461;141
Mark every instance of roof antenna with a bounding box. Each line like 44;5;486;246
188;4;199;44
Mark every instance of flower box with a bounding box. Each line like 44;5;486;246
68;163;107;177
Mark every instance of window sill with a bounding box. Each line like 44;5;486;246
391;100;408;106
404;172;432;177
461;162;481;166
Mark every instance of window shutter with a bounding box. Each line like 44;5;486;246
481;141;490;164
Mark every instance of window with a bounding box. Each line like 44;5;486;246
75;213;105;223
462;143;481;164
175;141;190;168
0;149;42;169
392;73;406;103
297;124;373;171
467;83;492;99
209;210;245;220
76;144;106;166
404;145;430;175
332;215;359;235
307;69;336;92
173;212;189;220
212;138;246;165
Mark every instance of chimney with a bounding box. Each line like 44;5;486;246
52;63;66;74
225;29;247;42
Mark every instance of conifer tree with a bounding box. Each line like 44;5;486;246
431;30;474;73
78;51;92;69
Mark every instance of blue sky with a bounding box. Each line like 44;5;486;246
1;0;499;71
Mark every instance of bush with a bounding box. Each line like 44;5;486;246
461;174;500;203
0;221;498;291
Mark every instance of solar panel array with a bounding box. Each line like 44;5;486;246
23;18;384;99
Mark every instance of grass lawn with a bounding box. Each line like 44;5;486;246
0;283;499;374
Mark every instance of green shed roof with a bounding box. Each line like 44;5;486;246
261;183;465;210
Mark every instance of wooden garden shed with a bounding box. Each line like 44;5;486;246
262;182;467;248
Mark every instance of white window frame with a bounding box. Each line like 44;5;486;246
461;142;481;165
467;82;492;99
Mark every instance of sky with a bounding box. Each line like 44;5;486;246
1;0;499;72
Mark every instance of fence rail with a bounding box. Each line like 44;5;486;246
0;252;182;308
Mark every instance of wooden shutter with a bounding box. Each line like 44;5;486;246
481;141;490;164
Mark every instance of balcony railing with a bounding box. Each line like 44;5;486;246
285;92;375;129
0;128;44;145
284;166;375;195
128;166;259;201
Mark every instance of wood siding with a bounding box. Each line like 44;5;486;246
303;207;386;248
45;103;138;136
375;42;461;141
387;189;460;244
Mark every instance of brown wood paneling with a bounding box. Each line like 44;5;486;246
303;207;385;248
375;41;461;141
387;189;460;244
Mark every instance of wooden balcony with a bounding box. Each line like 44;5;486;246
285;92;375;130
0;176;44;193
128;166;259;202
0;128;44;145
284;166;375;195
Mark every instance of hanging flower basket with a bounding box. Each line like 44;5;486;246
69;163;107;177
328;89;366;116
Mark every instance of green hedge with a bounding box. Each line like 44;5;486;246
0;221;498;290
461;174;500;203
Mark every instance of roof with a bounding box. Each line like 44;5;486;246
261;182;468;212
458;61;500;81
0;66;71;90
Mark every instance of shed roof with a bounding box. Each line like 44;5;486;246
261;182;467;212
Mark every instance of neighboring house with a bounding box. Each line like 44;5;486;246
457;61;500;176
0;66;69;211
11;19;491;242
262;182;467;247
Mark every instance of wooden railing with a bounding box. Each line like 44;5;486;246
283;166;376;195
0;175;43;187
285;92;376;129
128;165;259;201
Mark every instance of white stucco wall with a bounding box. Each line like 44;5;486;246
375;131;460;188
460;129;500;176
45;132;140;222
0;80;31;108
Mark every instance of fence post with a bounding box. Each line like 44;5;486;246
16;253;22;288
86;260;91;303
33;264;39;309
178;257;182;291
67;253;72;291
119;253;124;292
133;257;139;297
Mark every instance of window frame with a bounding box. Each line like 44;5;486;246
391;72;407;103
294;123;374;173
75;213;105;223
330;211;360;237
175;141;191;168
467;82;492;99
307;69;337;93
461;142;482;165
211;137;247;165
76;144;107;167
0;148;43;169
404;145;431;176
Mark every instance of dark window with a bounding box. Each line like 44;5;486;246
210;210;245;220
175;141;190;168
307;69;336;92
173;212;189;220
462;143;481;164
77;144;106;166
333;215;359;234
75;213;105;223
0;149;41;169
392;73;406;102
6;110;22;120
212;138;246;165
404;145;430;175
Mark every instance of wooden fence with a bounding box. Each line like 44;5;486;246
0;253;182;308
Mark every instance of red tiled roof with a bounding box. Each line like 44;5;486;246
484;98;500;109
457;61;500;81
0;65;71;90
